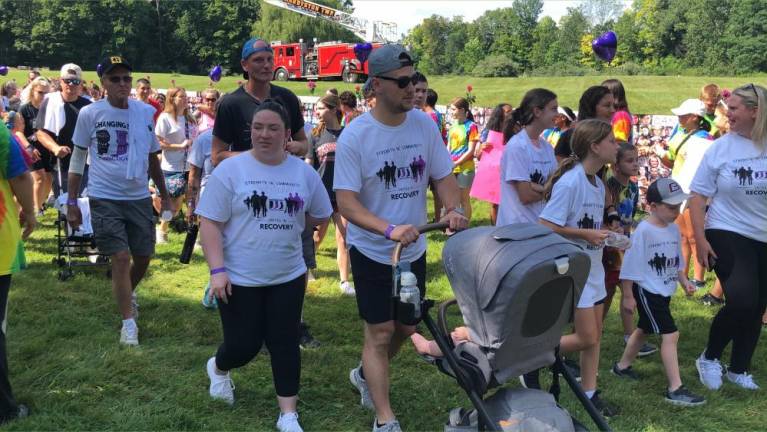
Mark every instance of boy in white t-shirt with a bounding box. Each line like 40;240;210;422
612;178;705;407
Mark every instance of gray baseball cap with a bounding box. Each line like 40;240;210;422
647;178;688;205
368;44;414;76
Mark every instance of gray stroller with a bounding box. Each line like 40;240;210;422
392;223;610;431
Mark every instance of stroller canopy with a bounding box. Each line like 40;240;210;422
442;223;590;383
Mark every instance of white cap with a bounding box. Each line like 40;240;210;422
671;99;706;117
400;271;417;287
60;63;82;80
557;106;574;122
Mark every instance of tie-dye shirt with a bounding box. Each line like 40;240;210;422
0;126;29;276
447;119;479;174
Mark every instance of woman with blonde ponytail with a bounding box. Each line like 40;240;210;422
690;83;767;391
539;119;620;417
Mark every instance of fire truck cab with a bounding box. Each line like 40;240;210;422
272;39;381;83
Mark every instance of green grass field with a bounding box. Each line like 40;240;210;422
6;196;767;431
4;68;766;114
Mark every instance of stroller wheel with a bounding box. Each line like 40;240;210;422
58;269;74;281
106;269;112;279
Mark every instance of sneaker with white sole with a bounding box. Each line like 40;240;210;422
340;281;355;296
726;371;760;390
156;229;168;244
120;324;139;346
665;385;706;406
277;412;303;432
207;357;235;405
349;364;374;410
695;353;723;390
373;418;402;432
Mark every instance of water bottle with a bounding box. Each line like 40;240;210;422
399;271;421;320
605;231;631;249
179;223;199;264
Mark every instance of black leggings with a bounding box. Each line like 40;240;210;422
215;275;305;397
704;229;767;374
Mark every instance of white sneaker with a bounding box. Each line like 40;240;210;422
696;352;723;390
206;357;234;405
349;364;374;410
372;418;402;432
726;371;760;390
156;229;168;244
120;324;139;346
277;412;303;432
340;281;355;296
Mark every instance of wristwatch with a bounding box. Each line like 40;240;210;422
446;207;465;216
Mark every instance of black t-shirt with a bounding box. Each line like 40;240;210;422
213;84;304;152
35;95;91;171
310;127;343;204
19;103;39;145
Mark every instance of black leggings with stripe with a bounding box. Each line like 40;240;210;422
703;229;767;374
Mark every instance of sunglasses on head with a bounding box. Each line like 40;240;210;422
62;78;81;86
748;83;759;99
107;76;133;84
376;74;419;89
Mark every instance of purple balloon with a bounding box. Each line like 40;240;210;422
209;65;222;82
0;66;8;76
354;43;373;63
592;31;618;63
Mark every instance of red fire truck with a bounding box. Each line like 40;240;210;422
271;40;382;83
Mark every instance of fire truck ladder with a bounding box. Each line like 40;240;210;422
262;0;398;43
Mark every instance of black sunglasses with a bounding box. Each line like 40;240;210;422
376;74;419;89
62;78;81;85
204;97;217;102
107;76;133;84
748;83;759;99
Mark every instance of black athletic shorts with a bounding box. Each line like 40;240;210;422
349;246;426;325
634;284;677;335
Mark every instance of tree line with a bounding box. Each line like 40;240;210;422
0;0;764;77
405;0;767;77
0;0;356;76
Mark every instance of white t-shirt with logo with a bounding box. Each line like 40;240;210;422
620;220;683;297
156;112;197;172
72;100;160;200
188;128;213;189
690;132;767;243
333;110;453;264
497;130;557;225
540;164;606;308
195;153;332;287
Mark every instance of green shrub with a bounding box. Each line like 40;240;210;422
471;54;521;77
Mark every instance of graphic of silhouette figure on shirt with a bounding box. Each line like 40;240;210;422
648;252;664;276
245;190;268;218
577;213;595;229
410;157;420;182
285;192;305;217
530;169;545;185
747;167;754;185
378;160;398;189
733;166;751;186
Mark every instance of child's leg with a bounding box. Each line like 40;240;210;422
579;304;604;393
619;293;637;340
410;333;444;357
601;282;616;322
617;328;647;369
461;187;472;222
660;331;682;391
560;306;600;354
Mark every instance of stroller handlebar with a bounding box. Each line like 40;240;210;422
391;222;449;266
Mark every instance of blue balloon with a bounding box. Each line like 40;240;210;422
354;43;373;63
592;31;618;62
209;65;222;82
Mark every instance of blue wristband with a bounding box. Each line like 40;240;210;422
384;224;396;240
210;267;226;275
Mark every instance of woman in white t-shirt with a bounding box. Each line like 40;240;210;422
155;87;197;242
539;119;619;417
690;84;767;391
195;101;332;432
496;88;558;226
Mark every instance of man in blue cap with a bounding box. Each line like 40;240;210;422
212;37;307;164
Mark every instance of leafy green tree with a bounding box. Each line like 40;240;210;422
529;16;559;69
722;0;767;72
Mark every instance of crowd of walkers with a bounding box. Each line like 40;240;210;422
1;39;766;432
